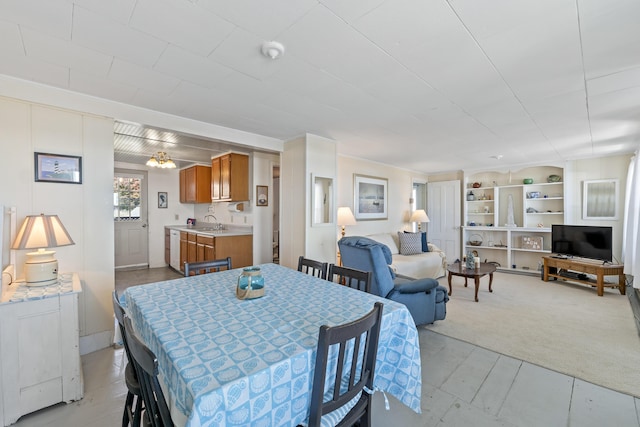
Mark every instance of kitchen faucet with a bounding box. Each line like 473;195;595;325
204;214;217;222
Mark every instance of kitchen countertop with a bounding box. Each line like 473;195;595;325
165;224;253;237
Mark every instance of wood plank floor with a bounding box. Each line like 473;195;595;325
12;267;640;426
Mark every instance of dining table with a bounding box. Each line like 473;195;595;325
123;263;422;426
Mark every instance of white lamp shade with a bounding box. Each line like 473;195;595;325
11;214;75;249
337;207;357;226
410;209;430;223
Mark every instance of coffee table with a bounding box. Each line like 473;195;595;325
447;261;496;302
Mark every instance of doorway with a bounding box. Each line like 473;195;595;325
427;180;461;263
272;165;280;263
114;169;149;269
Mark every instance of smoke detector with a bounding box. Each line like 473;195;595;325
261;41;285;60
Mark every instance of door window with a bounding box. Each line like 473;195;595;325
114;176;142;220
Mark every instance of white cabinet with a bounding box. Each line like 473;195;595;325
463;166;565;274
0;274;83;426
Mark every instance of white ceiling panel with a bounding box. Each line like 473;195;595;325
0;0;637;172
0;21;24;57
109;59;180;96
199;0;316;39
154;45;234;89
579;0;640;79
0;0;72;40
130;0;235;56
70;70;138;104
72;6;167;68
71;0;137;25
22;28;113;78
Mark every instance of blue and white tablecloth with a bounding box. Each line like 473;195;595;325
124;263;421;426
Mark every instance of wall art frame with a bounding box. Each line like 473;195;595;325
34;152;82;184
256;185;268;207
158;192;168;208
353;174;388;220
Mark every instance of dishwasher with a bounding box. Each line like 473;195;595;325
170;229;181;271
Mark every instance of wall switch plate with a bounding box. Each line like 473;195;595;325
175;214;179;220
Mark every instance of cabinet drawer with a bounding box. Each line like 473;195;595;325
187;232;197;242
196;235;214;246
180;231;188;240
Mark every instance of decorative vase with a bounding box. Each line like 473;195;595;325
236;267;265;300
465;251;475;269
467;191;475;201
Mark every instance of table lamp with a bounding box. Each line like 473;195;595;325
337;207;357;237
410;209;430;232
11;214;75;286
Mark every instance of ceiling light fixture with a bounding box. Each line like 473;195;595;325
491;155;503;160
261;41;285;60
146;151;176;169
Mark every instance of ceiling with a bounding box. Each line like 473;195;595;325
1;0;639;172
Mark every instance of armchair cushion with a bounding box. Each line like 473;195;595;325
394;278;439;294
398;232;422;255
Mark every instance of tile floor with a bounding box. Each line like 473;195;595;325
13;267;640;427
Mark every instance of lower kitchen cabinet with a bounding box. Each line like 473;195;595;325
177;231;253;274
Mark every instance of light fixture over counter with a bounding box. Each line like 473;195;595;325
146;151;176;169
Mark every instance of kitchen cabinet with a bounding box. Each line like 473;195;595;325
463;166;565;274
0;274;83;426
196;235;215;262
211;153;249;202
178;230;253;273
180;165;211;203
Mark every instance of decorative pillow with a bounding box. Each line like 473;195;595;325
397;232;422;255
404;231;429;252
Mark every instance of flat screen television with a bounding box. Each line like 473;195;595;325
551;225;613;262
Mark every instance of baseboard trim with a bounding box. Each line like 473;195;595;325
79;330;113;356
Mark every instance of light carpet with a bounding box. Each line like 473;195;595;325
425;271;640;397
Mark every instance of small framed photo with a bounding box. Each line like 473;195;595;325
34;152;82;184
158;192;168;208
256;185;268;207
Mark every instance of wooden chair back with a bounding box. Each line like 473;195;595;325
308;302;384;427
123;317;173;427
327;264;372;293
184;257;232;276
297;256;328;280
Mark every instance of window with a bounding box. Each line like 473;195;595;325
114;176;142;220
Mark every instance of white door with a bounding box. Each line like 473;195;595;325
114;171;149;269
427;180;461;264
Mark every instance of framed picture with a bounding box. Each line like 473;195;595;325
256;185;268;207
158;192;168;208
34;152;82;184
583;179;618;220
354;174;388;220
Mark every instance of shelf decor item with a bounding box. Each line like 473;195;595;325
467;234;483;246
523;178;534;184
547;174;561;183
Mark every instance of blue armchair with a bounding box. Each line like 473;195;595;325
338;236;448;325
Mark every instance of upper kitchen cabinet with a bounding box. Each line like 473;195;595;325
212;153;249;202
180;165;212;203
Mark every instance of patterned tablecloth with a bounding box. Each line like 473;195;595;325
124;263;421;426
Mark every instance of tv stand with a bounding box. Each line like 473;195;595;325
542;256;625;296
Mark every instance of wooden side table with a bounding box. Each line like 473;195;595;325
447;262;496;302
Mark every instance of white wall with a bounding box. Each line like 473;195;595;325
565;154;632;262
337;155;429;237
0;96;114;354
